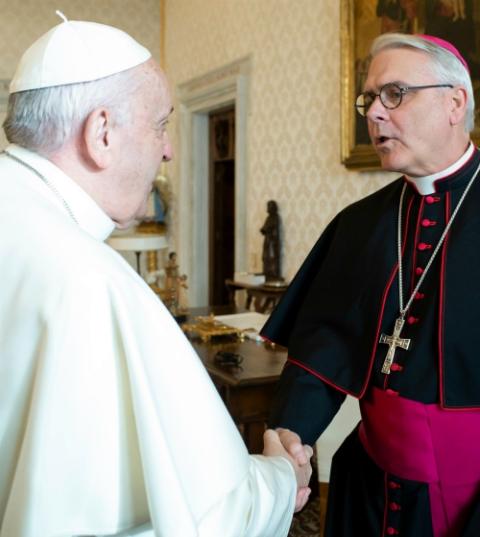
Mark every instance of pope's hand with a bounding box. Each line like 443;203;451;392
275;428;310;465
263;428;313;512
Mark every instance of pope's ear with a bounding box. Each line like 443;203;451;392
83;108;115;169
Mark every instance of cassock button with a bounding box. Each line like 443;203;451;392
390;363;404;372
388;480;401;489
418;242;432;251
389;502;402;511
425;195;440;204
407;316;419;325
421;218;437;227
415;267;424;275
414;292;425;300
386;528;400;535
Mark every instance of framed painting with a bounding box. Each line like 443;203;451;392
0;79;9;114
0;80;9;149
341;0;480;170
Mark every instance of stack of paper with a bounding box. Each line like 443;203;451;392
214;312;269;341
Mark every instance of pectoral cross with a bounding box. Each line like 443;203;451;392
379;316;411;374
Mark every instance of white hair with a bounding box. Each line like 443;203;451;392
3;67;143;155
371;33;475;132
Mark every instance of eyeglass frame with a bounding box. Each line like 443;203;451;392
355;82;454;117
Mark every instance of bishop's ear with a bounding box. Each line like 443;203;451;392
448;86;468;126
82;108;115;169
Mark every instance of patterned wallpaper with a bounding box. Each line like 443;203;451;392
0;0;160;148
164;0;396;280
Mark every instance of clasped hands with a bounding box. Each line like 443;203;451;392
263;428;313;512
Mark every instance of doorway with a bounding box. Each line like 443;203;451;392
177;57;250;307
209;106;235;306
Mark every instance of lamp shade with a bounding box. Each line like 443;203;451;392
107;232;168;252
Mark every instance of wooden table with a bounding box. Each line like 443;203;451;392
185;308;287;453
225;279;288;313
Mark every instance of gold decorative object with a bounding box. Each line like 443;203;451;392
181;314;244;343
136;220;166;234
158;251;189;318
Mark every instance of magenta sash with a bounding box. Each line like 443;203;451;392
359;387;480;537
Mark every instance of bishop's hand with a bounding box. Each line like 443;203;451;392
262;428;313;512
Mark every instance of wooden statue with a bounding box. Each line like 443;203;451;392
260;200;281;282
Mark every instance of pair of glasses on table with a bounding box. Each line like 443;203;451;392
355;82;453;116
214;351;244;367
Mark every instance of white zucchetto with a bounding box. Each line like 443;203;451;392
10;15;151;94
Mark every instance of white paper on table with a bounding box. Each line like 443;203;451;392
214;312;270;342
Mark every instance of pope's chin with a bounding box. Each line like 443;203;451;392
113;203;148;230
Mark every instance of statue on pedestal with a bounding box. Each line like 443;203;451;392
164;252;188;316
260;200;282;283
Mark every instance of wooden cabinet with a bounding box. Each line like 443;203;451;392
190;334;286;453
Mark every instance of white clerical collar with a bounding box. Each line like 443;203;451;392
5;144;115;241
405;142;475;195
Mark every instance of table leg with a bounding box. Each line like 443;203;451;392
134;251;141;274
243;421;267;454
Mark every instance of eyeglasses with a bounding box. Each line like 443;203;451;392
355;82;454;116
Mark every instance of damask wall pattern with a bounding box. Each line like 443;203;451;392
164;0;396;280
0;0;160;72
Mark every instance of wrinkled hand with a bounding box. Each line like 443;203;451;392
275;428;311;465
263;429;313;512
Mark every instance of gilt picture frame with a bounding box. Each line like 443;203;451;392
341;0;480;171
0;79;9;113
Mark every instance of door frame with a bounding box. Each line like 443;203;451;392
178;57;250;307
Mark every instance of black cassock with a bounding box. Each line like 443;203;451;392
262;148;480;536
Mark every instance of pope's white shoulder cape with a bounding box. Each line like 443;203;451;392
0;146;295;537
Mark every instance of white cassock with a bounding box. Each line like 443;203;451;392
0;144;296;537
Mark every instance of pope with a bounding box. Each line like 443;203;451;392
0;13;312;537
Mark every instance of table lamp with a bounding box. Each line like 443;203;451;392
107;231;168;275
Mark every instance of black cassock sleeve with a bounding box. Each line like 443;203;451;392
268;361;346;446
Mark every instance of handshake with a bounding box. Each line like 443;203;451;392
263;428;314;512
